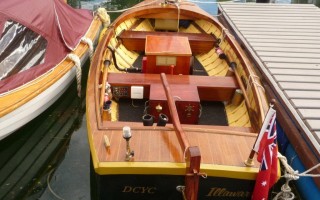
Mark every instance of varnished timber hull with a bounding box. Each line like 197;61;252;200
86;0;272;199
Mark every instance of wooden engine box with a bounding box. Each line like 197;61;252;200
144;35;192;75
149;84;200;124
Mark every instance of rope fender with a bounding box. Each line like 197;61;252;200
81;37;94;57
96;7;110;28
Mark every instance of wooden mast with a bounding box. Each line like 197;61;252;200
160;73;201;200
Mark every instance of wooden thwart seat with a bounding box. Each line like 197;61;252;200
117;30;216;54
107;73;239;102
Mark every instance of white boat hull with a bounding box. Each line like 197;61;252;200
0;54;89;140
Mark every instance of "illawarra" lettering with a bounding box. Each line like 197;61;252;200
206;187;250;198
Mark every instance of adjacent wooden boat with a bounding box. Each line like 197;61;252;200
86;0;271;199
0;0;102;140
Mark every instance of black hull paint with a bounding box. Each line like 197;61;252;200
90;164;254;200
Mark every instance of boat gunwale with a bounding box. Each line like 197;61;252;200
95;161;259;180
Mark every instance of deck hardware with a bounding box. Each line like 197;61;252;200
244;158;254;167
186;169;207;178
215;47;226;59
104;135;111;149
142;114;154;126
122;126;134;161
156;104;163;112
157;113;168;126
185;104;194;118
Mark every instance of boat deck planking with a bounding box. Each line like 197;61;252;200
92;124;259;166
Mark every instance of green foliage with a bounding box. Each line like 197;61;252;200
67;0;80;8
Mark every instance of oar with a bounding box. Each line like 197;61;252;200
99;50;112;110
226;60;251;112
216;48;250;109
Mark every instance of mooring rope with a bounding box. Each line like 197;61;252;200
247;74;265;94
47;168;65;200
273;152;320;200
67;54;82;97
176;185;187;200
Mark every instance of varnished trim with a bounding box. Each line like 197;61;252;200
94;161;259;180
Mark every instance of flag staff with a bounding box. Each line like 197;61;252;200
245;100;276;167
244;151;256;167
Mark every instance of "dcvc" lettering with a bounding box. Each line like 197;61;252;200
122;186;157;194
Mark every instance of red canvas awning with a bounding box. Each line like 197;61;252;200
0;0;93;92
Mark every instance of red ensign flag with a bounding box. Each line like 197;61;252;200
252;107;278;200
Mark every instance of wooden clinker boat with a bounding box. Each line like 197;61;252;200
0;0;102;140
86;0;270;199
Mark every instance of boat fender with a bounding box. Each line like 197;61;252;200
96;7;110;28
103;83;112;110
67;53;81;97
103;100;112;110
104;59;111;67
81;37;93;57
229;62;237;69
215;47;226;59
